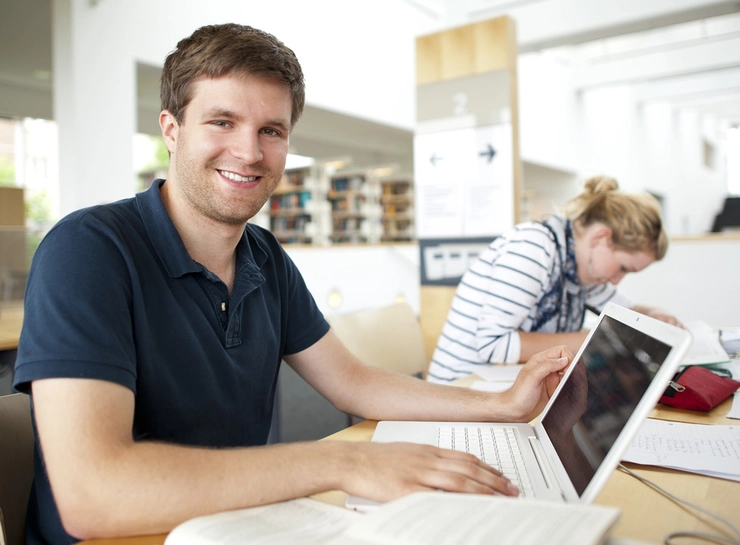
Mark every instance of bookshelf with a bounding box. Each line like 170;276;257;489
265;166;329;245
327;170;382;244
256;165;415;246
379;175;415;242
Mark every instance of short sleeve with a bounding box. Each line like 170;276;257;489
14;212;138;393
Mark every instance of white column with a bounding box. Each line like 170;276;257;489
53;0;137;217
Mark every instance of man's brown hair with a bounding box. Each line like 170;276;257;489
160;23;305;128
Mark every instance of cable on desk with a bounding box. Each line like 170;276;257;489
618;464;740;545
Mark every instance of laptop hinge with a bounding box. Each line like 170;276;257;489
529;436;561;495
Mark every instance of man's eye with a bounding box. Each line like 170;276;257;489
263;128;279;136
212;120;230;127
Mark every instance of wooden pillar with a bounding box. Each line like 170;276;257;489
415;17;522;368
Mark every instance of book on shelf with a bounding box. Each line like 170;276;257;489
270;191;312;211
164;492;620;545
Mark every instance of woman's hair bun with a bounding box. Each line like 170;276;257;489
583;175;619;195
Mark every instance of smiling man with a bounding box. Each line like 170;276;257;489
14;24;571;545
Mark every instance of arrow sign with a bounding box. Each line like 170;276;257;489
429;152;443;167
479;144;496;163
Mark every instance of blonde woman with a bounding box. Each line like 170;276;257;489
427;175;680;384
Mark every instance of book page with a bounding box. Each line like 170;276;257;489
683;321;730;365
343;492;620;545
164;498;361;545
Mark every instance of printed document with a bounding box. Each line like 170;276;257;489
622;419;740;482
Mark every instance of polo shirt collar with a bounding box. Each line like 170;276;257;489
135;179;268;279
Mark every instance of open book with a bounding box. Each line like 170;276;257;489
164;492;620;545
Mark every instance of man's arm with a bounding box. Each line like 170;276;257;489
286;331;571;427
33;376;517;540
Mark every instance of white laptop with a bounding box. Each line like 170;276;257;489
346;302;692;510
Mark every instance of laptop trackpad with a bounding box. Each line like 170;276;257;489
372;421;437;445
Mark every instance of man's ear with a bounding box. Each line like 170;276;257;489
590;225;613;247
159;110;178;154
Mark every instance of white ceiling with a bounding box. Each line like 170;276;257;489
553;11;740;126
1;0;739;171
430;0;740;128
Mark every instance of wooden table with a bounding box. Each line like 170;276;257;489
80;395;739;545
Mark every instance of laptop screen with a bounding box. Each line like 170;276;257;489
540;314;672;495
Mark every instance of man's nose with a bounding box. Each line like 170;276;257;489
232;133;263;163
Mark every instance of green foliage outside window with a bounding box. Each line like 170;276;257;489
25;189;52;224
140;135;169;172
0;155;15;186
24;189;53;267
137;135;170;191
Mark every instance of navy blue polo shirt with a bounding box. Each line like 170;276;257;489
14;179;330;545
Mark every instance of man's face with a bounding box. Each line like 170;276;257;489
162;73;291;225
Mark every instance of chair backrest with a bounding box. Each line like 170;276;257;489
419;286;457;372
326;302;427;377
0;393;34;545
0;509;7;545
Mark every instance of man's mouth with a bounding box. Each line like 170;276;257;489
219;170;258;183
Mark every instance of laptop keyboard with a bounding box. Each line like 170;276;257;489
437;426;534;498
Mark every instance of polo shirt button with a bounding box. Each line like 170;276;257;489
221;302;226;311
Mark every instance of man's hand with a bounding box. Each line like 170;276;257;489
500;345;572;422
337;441;519;502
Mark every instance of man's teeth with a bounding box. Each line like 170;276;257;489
221;170;257;183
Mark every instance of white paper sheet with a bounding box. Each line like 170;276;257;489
683;321;731;365
470;380;514;393
472;364;524;383
622;419;740;482
728;392;740;420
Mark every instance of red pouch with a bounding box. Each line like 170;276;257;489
660;365;740;411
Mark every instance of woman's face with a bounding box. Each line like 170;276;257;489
577;230;655;286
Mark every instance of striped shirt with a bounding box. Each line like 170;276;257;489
426;216;633;383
